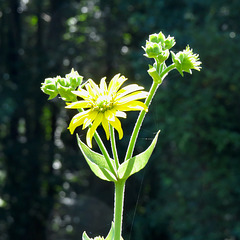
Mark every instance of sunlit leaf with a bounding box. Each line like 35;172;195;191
118;130;160;180
77;135;117;182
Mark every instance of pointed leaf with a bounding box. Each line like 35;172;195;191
105;222;114;240
118;131;160;180
77;135;117;182
82;231;92;240
105;222;124;240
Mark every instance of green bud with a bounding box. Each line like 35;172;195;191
41;78;58;99
157;32;166;45
144;41;162;58
65;68;83;89
164;36;176;50
171;45;202;76
56;76;68;87
147;65;162;84
44;78;56;85
157;50;169;63
57;83;77;102
149;33;159;43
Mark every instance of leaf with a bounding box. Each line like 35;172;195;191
105;222;114;240
82;231;92;240
118;130;160;180
77;135;117;182
105;222;124;240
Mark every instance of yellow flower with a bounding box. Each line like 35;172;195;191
66;74;148;148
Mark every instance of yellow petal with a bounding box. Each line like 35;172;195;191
89;79;100;93
86;83;97;98
116;101;148;112
102;117;110;140
115;111;127;118
109;117;123;139
65;100;91;109
72;89;90;100
108;74;120;92
108;74;127;94
115;84;144;100
86;129;93;148
86;113;103;148
116;91;148;104
82;110;98;129
68;111;89;134
104;109;116;121
100;77;107;92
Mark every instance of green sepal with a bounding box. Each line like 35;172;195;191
171;51;184;76
77;135;117;182
118;130;160;180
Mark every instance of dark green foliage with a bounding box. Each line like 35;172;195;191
0;0;239;240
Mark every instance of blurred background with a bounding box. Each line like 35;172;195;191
0;0;240;240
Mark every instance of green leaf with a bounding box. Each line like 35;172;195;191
82;231;92;240
77;135;117;182
105;222;123;240
118;130;160;180
105;222;114;240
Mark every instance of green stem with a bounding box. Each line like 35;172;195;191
124;81;159;161
94;131;117;176
124;63;176;161
114;180;126;240
160;63;176;78
76;108;117;176
110;125;119;169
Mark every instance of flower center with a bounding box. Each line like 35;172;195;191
94;95;113;112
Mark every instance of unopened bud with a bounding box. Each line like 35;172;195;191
65;68;83;89
144;41;162;58
149;33;159;43
157;50;170;63
157;32;165;45
41;78;58;99
57;83;77;102
164;36;176;50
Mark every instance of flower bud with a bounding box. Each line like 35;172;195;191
157;31;166;45
157;50;169;63
41;78;58;99
171;45;202;76
56;76;68;87
65;68;83;89
164;36;176;50
149;33;159;43
144;41;162;58
57;83;77;102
